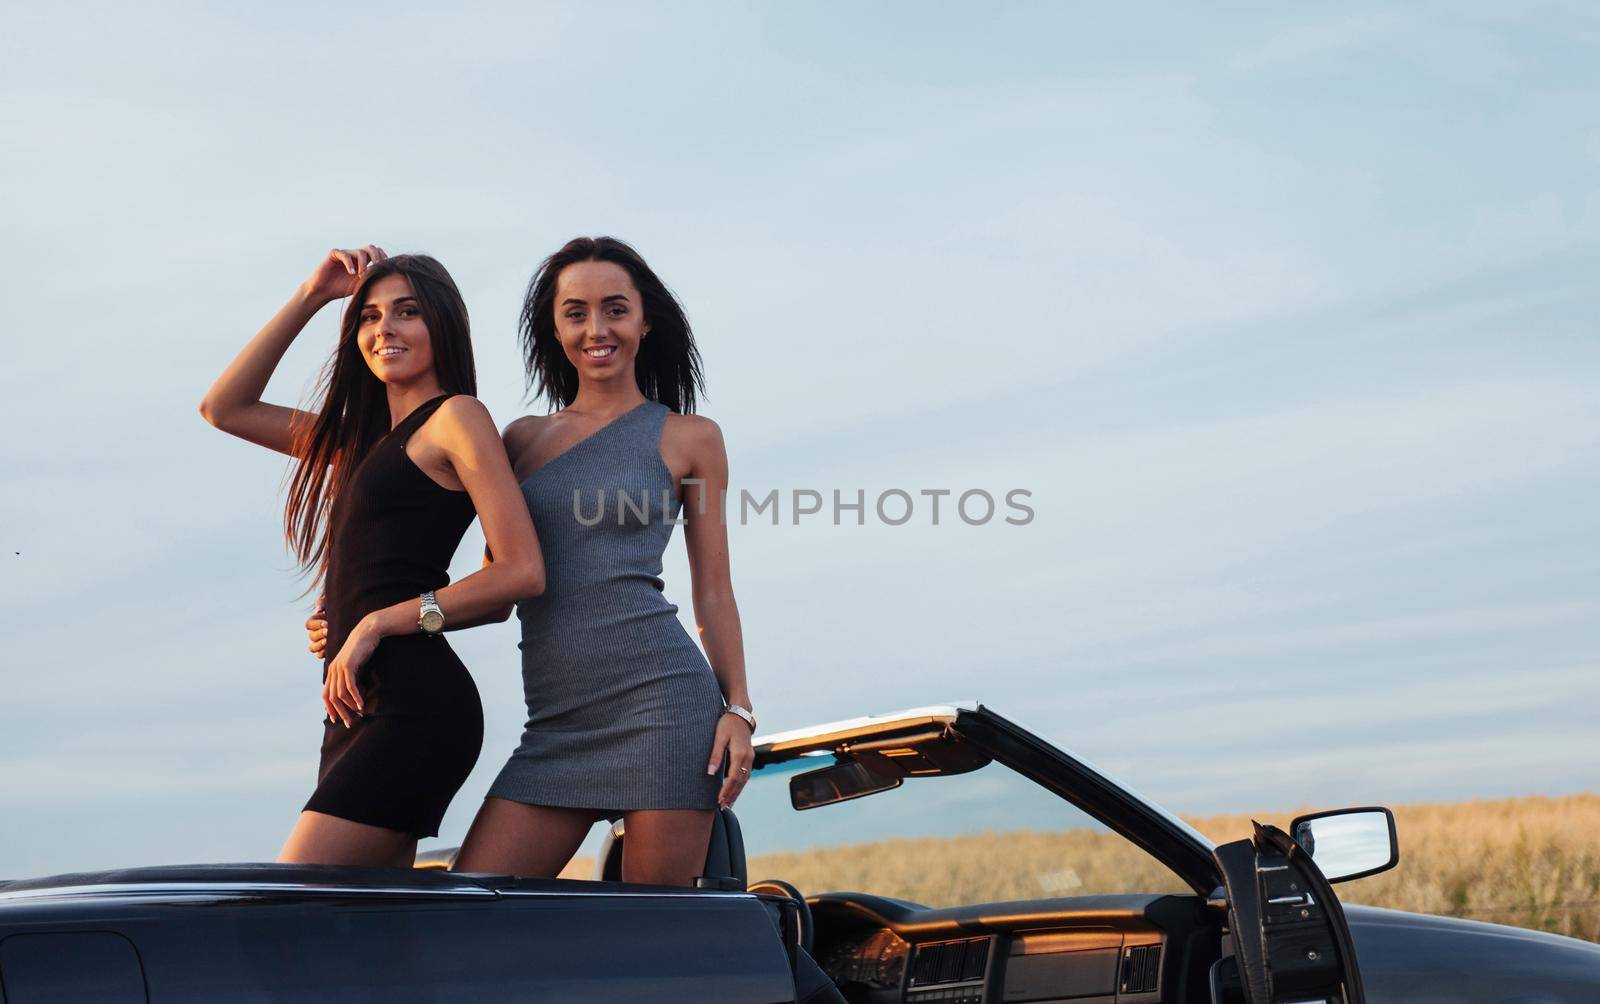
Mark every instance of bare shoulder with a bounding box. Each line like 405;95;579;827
664;411;724;452
501;413;550;452
425;394;498;439
662;412;726;482
435;393;492;422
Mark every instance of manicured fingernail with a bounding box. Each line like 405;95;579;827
707;764;716;774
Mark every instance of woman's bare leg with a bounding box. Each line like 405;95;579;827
278;810;417;868
620;809;716;887
451;797;600;877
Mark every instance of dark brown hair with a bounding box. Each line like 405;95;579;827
520;236;704;413
284;254;476;589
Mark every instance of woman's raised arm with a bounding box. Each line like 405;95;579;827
199;246;384;454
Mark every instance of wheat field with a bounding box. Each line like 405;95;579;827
564;793;1600;942
1186;794;1600;943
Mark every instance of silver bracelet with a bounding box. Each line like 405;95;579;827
723;703;757;732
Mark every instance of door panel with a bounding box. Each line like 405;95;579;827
0;932;148;1003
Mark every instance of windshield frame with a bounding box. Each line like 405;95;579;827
750;703;1220;894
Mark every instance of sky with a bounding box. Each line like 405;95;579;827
2;3;1597;878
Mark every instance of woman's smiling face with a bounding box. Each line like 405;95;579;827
553;260;650;381
356;273;436;385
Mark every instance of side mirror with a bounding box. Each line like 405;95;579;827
790;759;902;810
1288;806;1399;883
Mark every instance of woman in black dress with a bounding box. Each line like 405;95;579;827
201;245;544;868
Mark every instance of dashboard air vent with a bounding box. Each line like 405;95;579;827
910;938;989;987
1120;944;1160;994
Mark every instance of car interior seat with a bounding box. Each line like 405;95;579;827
596;808;747;889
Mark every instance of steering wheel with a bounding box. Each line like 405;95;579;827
748;878;813;955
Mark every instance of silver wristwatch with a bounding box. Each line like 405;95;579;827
418;591;445;634
723;703;756;732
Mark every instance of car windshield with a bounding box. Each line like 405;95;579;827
735;752;1193;908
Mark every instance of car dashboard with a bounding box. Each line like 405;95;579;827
810;892;1216;1004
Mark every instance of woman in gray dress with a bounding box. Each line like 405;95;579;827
462;237;757;885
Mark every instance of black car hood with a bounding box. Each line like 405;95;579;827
1345;904;1600;1004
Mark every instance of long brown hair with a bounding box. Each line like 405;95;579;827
519;237;703;413
284;254;476;590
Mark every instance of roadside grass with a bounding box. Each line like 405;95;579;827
634;793;1600;943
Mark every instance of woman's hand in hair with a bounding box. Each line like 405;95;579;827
306;607;328;660
199;245;382;453
322;614;379;727
302;245;388;305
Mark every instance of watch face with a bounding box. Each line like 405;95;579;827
420;609;445;633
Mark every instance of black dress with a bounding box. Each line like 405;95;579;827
303;394;484;838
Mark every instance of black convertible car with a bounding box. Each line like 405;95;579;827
2;703;1596;1002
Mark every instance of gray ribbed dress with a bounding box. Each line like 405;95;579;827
487;401;725;816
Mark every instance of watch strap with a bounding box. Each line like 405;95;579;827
418;590;444;633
